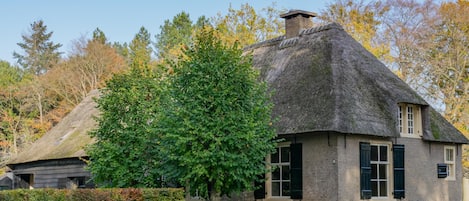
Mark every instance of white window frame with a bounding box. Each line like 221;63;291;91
444;146;456;180
370;144;390;199
398;105;403;133
269;144;291;198
398;103;422;138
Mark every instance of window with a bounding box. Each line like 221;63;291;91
398;103;421;137
17;174;34;189
257;143;302;200
444;146;456;180
360;143;405;200
370;144;389;198
271;146;290;197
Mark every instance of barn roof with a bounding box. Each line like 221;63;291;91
246;22;468;144
8;90;100;165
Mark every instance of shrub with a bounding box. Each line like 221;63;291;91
0;188;184;201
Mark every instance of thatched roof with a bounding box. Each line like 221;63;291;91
246;23;468;144
8;90;100;165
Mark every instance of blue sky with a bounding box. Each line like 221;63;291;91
0;1;329;64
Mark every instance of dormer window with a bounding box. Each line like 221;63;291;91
398;103;422;138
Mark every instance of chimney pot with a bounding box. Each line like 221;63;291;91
280;10;317;38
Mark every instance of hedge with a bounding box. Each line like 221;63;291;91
0;188;184;201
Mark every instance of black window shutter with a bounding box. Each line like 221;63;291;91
393;144;405;199
360;142;372;199
290;143;303;199
254;173;266;199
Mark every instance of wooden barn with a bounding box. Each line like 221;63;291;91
248;10;468;201
6;90;99;189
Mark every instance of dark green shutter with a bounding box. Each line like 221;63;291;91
393;144;405;199
360;142;372;199
290;143;302;199
254;174;266;199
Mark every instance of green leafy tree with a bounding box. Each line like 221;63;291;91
13;20;62;75
0;61;23;87
87;30;162;188
159;29;276;200
87;69;163;187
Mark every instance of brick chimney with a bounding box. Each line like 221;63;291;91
280;10;317;39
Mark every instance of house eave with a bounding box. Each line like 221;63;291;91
7;156;88;170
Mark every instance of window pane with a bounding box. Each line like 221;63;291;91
371;164;377;179
272;167;280;180
380;146;387;161
379;181;387;196
407;106;414;134
379;164;387;179
449;164;454;177
446;149;454;161
371;146;378;161
407;106;413;116
282;182;291;196
272;182;280;196
371;181;378;196
281;147;290;163
271;148;279;163
282;165;290;180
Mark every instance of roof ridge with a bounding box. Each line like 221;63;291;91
300;23;343;36
244;35;285;50
244;23;343;51
279;37;299;49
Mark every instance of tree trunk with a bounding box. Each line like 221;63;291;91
208;180;220;201
185;180;191;200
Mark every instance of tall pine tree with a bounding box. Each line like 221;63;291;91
13;20;62;75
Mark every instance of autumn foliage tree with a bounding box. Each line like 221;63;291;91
320;0;391;63
423;0;469;128
0;23;127;161
0;61;28;156
212;3;285;47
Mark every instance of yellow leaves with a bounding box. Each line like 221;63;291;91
455;122;469;137
213;3;284;48
463;159;469;169
392;69;405;80
321;0;391;63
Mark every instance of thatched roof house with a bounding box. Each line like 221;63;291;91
247;22;466;143
7;90;99;189
249;10;468;201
